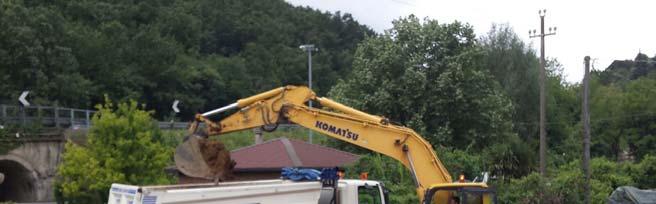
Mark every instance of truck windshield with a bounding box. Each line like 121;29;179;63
358;185;382;204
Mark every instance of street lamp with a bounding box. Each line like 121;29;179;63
299;44;318;143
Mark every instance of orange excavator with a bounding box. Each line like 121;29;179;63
174;85;496;204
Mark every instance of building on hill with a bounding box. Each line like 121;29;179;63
175;137;359;183
600;53;656;84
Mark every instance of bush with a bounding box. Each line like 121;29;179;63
437;148;483;179
633;154;656;188
497;157;635;204
495;173;545;204
56;99;173;203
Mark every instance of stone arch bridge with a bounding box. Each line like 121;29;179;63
0;133;65;202
0;104;188;202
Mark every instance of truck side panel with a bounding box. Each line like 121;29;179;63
149;182;322;204
109;179;384;204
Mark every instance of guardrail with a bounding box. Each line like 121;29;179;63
0;104;300;130
0;104;95;128
158;121;190;130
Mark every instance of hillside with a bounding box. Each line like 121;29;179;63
0;0;374;118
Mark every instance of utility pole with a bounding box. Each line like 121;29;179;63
299;44;318;144
582;56;591;204
529;9;556;177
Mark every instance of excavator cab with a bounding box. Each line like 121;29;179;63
424;184;496;204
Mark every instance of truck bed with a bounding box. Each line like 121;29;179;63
109;179;382;204
110;179;326;204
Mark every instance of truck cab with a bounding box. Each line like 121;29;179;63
108;179;389;204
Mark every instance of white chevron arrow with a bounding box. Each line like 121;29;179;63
19;91;30;107
172;100;180;113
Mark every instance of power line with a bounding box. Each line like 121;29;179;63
387;0;417;7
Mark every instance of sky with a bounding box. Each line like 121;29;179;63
286;0;656;83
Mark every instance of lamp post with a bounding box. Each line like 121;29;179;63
300;44;318;143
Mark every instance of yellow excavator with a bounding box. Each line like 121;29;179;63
174;85;496;204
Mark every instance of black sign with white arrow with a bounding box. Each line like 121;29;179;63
172;100;180;113
19;91;30;107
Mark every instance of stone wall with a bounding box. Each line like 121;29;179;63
0;141;64;202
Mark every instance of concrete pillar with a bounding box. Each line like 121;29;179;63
69;109;74;127
21;106;26;125
85;110;90;128
37;106;42;119
254;128;263;144
1;104;6;119
54;106;60;128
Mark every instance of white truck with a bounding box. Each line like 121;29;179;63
108;179;389;204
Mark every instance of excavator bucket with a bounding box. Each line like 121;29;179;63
174;135;235;181
175;135;214;179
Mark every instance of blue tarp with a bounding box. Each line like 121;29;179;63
320;167;339;181
281;168;321;181
608;186;656;204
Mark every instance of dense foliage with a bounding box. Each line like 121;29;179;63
329;16;516;152
329;17;539;181
590;72;656;160
498;155;656;204
0;0;373;119
344;154;419;203
329;17;656;202
55;100;172;203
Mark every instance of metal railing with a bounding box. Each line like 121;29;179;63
155;122;299;130
0;104;300;130
158;121;191;130
0;104;95;128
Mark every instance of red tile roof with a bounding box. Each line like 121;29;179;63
230;138;359;171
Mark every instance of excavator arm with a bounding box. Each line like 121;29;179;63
184;85;491;203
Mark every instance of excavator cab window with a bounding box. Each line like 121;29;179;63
358;184;383;204
426;187;497;204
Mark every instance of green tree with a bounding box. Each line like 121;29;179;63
1;0;373;119
480;24;540;141
330;16;514;149
329;16;519;176
621;76;656;159
544;59;580;165
588;72;656;160
589;77;626;159
56;100;172;203
0;0;91;106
